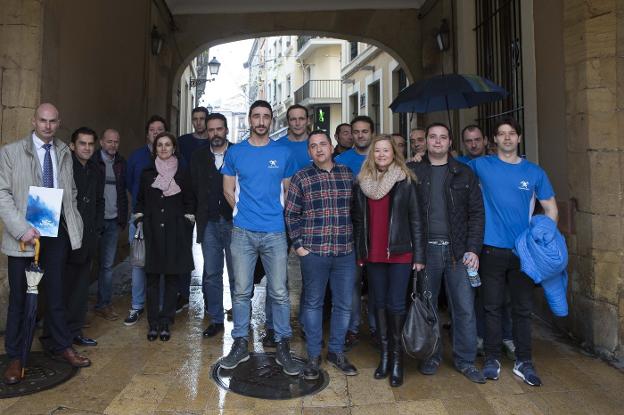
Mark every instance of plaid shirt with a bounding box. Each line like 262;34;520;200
285;163;354;256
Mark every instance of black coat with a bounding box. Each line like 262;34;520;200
407;156;485;262
352;178;426;264
190;142;234;243
68;154;104;264
135;164;196;275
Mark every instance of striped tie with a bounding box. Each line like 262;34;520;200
42;143;53;188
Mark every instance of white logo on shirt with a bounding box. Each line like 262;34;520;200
518;180;530;191
268;160;279;168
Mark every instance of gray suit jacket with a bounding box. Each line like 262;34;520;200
0;134;83;256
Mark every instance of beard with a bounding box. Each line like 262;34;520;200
210;135;226;148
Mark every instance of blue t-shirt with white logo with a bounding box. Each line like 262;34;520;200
469;155;555;249
335;148;367;176
276;135;311;172
222;139;295;232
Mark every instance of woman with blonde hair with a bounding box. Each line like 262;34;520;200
352;134;425;387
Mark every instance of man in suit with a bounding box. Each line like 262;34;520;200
0;103;91;385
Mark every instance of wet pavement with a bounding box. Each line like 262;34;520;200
1;243;624;414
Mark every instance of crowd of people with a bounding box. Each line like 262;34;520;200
0;100;557;390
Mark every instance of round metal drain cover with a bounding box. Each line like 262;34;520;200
212;352;328;400
0;352;78;398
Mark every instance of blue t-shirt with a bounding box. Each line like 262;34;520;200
178;133;209;166
456;154;476;164
469;155;555;249
276;135;311;172
222;139;295;232
335;148;367;176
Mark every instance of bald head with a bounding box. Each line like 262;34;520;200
100;128;121;157
32;103;60;142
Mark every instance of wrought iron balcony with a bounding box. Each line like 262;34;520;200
294;80;341;104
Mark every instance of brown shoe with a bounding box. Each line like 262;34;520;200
3;359;22;384
94;305;119;321
57;348;91;367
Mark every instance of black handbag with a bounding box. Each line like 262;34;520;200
402;270;440;360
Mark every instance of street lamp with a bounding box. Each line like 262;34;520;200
190;56;221;87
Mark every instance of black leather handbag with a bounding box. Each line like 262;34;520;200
402;271;440;360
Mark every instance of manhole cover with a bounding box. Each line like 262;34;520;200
0;352;78;398
212;352;328;400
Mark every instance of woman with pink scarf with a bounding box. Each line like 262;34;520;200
134;132;195;342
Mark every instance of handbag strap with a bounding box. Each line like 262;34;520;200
134;222;144;240
411;270;432;301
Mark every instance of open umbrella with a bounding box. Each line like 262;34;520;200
390;73;508;114
19;238;44;379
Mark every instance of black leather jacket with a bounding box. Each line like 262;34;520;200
407;155;484;262
352;178;425;264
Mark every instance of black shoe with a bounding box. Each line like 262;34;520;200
388;313;405;387
124;308;144;326
175;295;189;314
303;356;321;381
225;308;233;321
374;309;389;379
419;358;440;375
458;364;487;384
73;335;97;347
344;330;359;352
159;323;171;341
262;328;277;348
327;352;358;376
275;339;302;376
203;323;224;338
220;338;250;369
147;325;158;342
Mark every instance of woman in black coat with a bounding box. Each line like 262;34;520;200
134;132;195;341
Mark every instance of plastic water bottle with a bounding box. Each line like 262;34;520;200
464;253;481;287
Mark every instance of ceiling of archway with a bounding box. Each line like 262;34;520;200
165;0;425;14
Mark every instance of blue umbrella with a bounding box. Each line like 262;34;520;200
389;73;508;114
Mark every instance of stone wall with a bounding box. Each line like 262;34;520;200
0;0;44;331
564;0;624;359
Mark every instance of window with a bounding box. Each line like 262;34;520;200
349;41;358;61
349;93;359;120
286;75;291;98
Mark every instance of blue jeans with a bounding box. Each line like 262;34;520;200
348;264;377;333
129;221;145;310
96;219;120;309
201;218;234;324
230;227;291;341
300;252;355;358
367;262;411;314
425;243;477;368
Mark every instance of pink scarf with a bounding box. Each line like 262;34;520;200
152;156;181;196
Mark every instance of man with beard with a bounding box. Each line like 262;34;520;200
220;100;300;375
335;115;377;350
191;112;235;338
332;123;353;158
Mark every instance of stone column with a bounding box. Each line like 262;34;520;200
564;0;623;359
0;0;44;331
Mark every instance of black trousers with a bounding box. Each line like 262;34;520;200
7;227;72;358
480;245;534;362
147;273;178;327
63;258;93;338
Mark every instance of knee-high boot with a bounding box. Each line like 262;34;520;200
389;312;406;387
374;308;389;379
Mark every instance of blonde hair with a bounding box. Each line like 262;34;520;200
358;134;416;183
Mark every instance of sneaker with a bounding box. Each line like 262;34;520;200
219;338;250;369
94;305;119;321
513;360;542;386
344;330;359;352
175;295;189;314
262;328;277;348
326;352;358;376
419;358;440;375
225;308;233;321
303;356;321;381
123;308;144;326
476;337;485;357
503;339;516;360
275;339;302;376
458;365;486;384
483;358;501;380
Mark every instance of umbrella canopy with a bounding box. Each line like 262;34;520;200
389;73;508;113
19;239;44;379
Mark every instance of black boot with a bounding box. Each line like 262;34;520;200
374;308;389;379
388;312;405;387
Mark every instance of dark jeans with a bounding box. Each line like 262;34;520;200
201;218;234;324
367;262;411;314
480;245;534;362
96;219;119;309
424;243;477;368
147;273;178;326
64;259;93;338
300;252;355;358
476;286;513;341
348;264;376;333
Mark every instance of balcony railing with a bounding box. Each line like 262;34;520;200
294;80;341;103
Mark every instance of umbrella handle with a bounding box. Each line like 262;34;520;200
18;238;40;265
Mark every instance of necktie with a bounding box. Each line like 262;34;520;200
42;143;53;188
